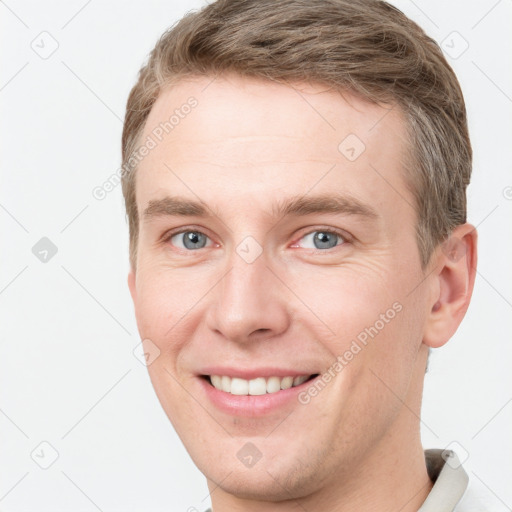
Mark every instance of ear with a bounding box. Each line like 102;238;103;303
423;223;478;348
128;268;137;304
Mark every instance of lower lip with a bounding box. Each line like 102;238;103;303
199;377;316;417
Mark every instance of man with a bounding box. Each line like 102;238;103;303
122;0;481;510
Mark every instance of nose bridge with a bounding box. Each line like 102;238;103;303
226;247;270;306
206;243;289;343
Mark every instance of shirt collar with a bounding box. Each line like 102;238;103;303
418;448;469;512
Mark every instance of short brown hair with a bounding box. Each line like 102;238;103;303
121;0;471;270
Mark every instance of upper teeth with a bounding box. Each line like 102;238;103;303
209;375;310;395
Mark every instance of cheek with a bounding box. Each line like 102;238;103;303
132;285;185;377
337;292;427;425
288;263;405;345
290;262;427;388
133;265;205;341
314;299;426;453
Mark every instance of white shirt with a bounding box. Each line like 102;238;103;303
421;448;474;511
423;448;497;512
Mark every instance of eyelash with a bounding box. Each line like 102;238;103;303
161;226;351;253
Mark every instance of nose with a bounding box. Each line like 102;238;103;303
205;249;290;344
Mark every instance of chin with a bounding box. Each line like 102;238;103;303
207;468;313;502
196;446;326;502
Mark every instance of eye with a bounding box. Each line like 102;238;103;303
295;230;346;250
168;230;213;250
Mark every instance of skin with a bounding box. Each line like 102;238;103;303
128;74;477;511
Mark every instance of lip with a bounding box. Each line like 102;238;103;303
197;369;319;417
198;366;314;380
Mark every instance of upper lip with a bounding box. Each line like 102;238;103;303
198;366;318;380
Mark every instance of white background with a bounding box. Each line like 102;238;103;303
1;1;511;511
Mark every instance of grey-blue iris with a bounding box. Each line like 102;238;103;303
314;232;338;249
183;231;207;249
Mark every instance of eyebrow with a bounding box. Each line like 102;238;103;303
142;194;379;221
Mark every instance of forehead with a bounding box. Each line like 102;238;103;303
135;74;412;225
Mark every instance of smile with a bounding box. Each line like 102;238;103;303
208;375;316;395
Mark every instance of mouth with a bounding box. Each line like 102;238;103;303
197;367;322;416
203;374;319;396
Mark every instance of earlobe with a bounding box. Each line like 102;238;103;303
423;224;478;348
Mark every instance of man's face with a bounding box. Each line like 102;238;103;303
128;75;432;499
